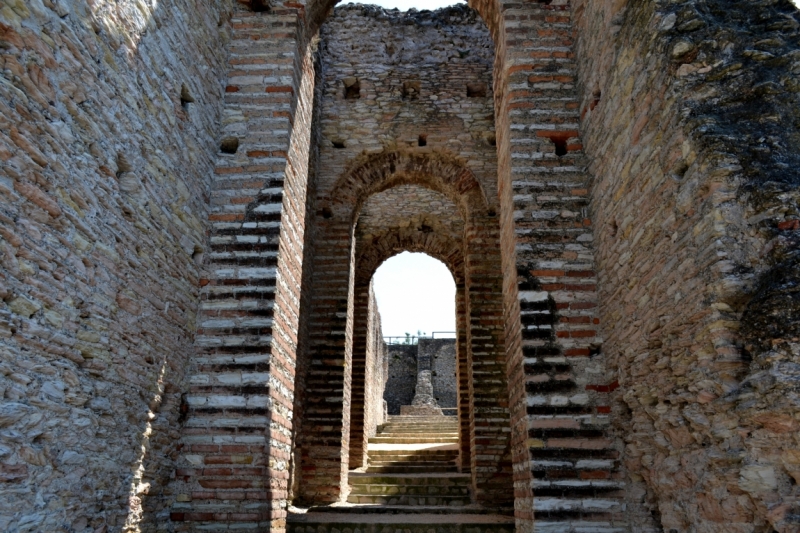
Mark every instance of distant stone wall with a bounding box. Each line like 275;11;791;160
384;344;417;415
422;339;457;410
384;340;457;415
0;0;230;530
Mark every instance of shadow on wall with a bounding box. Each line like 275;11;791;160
0;0;230;530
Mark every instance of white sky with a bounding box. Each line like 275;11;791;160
339;0;465;10
372;252;456;338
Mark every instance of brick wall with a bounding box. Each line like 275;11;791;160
348;280;388;469
0;0;230;530
468;0;618;528
170;3;317;531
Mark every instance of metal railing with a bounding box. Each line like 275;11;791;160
383;331;456;345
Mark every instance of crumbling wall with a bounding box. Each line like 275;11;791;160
0;0;230;530
575;0;800;531
422;338;457;410
385;344;417;415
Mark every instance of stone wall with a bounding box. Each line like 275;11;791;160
423;338;457;410
575;0;800;531
385;344;417;416
0;0;230;530
2;0;799;531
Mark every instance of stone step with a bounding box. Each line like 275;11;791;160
376;433;459;439
386;416;458;420
288;512;515;533
374;427;458;431
348;487;470;498
351;473;469;485
366;464;459;473
347;494;471;506
347;487;470;507
368;456;458;463
302;505;513;516
368;448;458;456
533;521;626;533
368;455;456;466
370;436;459;444
378;426;458;433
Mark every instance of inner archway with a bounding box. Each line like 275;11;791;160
373;252;456;341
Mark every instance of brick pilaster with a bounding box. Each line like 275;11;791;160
171;5;316;531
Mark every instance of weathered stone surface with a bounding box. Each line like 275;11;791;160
575;0;800;531
0;0;229;530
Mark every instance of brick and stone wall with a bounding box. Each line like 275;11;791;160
349;281;389;469
0;0;230;530
574;1;800;531
2;0;799;531
297;4;517;509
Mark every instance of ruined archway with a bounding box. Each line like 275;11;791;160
294;146;517;508
349;229;465;470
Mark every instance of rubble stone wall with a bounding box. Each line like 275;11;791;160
422;338;458;410
385;344;417;416
575;0;800;531
0;0;231;531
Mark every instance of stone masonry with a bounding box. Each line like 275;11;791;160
384;344;417;415
383;338;459;416
0;0;799;532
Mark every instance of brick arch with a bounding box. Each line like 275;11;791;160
347;226;465;469
354;227;465;286
324;150;491;224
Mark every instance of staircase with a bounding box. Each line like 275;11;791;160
526;359;628;533
288;415;515;533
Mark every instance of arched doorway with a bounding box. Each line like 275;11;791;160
294;146;515;505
